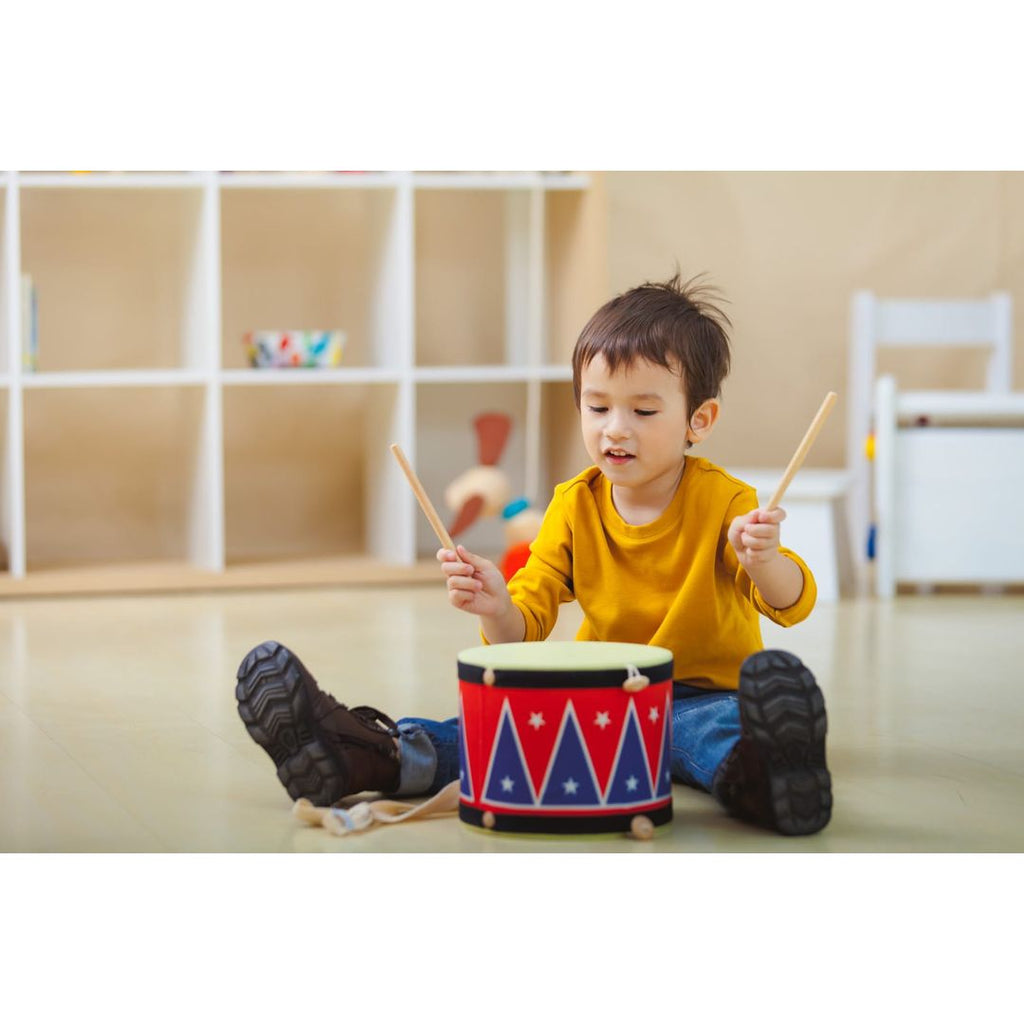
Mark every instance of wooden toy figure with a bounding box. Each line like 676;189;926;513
443;413;542;581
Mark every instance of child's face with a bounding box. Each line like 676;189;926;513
579;354;697;496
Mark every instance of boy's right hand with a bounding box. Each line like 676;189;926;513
437;544;512;617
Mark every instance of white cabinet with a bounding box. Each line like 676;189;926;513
0;171;602;595
872;376;1024;596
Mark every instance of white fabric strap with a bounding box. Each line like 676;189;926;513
293;779;461;837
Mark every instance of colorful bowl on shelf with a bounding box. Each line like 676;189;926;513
243;330;346;368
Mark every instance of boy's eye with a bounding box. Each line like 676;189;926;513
587;406;607;414
636;409;658;417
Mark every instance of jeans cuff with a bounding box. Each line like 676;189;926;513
394;722;438;796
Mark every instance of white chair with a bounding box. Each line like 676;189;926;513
846;290;1014;594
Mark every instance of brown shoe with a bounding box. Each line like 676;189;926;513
712;650;832;835
236;641;401;805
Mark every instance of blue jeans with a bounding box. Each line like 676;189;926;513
392;683;740;798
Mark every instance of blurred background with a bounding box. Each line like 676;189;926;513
3;170;1022;602
603;171;1024;467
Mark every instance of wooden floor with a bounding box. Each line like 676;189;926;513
1;583;1022;853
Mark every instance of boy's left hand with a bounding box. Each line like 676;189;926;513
728;507;786;570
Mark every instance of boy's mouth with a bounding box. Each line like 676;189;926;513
604;448;635;465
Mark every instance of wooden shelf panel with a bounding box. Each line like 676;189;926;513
414;188;513;367
0;557;442;598
22;387;208;569
19;186;210;373
222;383;401;565
220;186;404;372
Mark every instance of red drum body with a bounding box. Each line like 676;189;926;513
457;641;674;835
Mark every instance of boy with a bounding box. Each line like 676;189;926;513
236;274;832;836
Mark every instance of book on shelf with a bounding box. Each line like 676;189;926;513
21;273;37;371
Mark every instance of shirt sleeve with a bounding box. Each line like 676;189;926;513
737;548;818;625
720;488;818;627
501;486;576;642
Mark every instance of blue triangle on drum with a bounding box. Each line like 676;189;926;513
655;696;673;797
606;707;654;805
539;706;600;806
458;697;473;801
483;702;535;805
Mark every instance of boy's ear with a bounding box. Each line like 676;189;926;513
686;398;720;444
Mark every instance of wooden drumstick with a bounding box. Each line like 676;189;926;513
766;391;837;510
390;443;456;551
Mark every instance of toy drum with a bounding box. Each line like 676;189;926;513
457;641;674;836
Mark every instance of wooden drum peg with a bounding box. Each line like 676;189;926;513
630;815;655;841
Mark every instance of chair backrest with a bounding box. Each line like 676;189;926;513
846;289;1013;571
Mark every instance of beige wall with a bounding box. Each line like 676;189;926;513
601;172;1024;469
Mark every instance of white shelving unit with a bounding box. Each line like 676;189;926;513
0;171;600;596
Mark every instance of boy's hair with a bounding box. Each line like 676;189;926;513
571;273;732;414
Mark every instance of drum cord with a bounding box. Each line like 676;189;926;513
293;780;461;837
623;664;650;692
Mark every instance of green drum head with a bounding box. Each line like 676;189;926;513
457;640;672;671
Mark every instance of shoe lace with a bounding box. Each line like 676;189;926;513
351;704;400;737
312;690;398;737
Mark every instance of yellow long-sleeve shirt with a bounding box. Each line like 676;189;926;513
505;457;817;691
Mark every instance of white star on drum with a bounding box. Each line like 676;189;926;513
501;776;515;792
648;706;660;723
594;711;611;729
562;777;579;796
528;712;545;730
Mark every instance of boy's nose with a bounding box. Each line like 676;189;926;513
605;418;630;441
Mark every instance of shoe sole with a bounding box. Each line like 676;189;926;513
738;650;832;835
235;641;348;806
